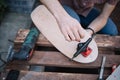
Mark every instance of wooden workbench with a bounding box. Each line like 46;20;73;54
5;29;120;80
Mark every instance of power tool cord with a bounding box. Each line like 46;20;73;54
0;52;7;69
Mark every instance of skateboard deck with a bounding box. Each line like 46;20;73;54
31;5;98;63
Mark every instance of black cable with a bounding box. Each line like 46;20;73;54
0;52;7;68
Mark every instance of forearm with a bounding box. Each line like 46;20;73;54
88;3;116;34
88;14;108;34
40;0;70;21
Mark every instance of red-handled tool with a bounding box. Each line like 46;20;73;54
112;64;117;72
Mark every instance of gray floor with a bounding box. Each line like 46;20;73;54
0;12;32;52
0;12;44;72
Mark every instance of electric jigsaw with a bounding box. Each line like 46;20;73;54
7;27;40;62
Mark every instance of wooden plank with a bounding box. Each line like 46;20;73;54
2;70;108;80
95;35;120;50
14;29;120;50
14;29;51;47
18;71;101;80
5;65;30;71
8;51;120;68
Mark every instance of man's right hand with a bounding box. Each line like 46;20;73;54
58;15;85;42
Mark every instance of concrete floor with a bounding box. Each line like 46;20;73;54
0;12;32;52
0;12;44;72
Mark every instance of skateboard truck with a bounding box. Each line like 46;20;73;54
71;35;94;60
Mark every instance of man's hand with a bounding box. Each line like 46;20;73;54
40;0;85;41
58;16;85;42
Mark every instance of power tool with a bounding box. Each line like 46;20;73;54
6;27;40;62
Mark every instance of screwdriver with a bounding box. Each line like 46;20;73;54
98;56;106;80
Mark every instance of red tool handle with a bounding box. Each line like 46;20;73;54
112;64;117;72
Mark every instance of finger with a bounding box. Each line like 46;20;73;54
73;29;81;41
62;29;71;41
67;29;76;41
78;27;85;38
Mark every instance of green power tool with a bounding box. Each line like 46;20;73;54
7;27;40;62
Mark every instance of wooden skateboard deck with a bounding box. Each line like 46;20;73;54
31;5;98;63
